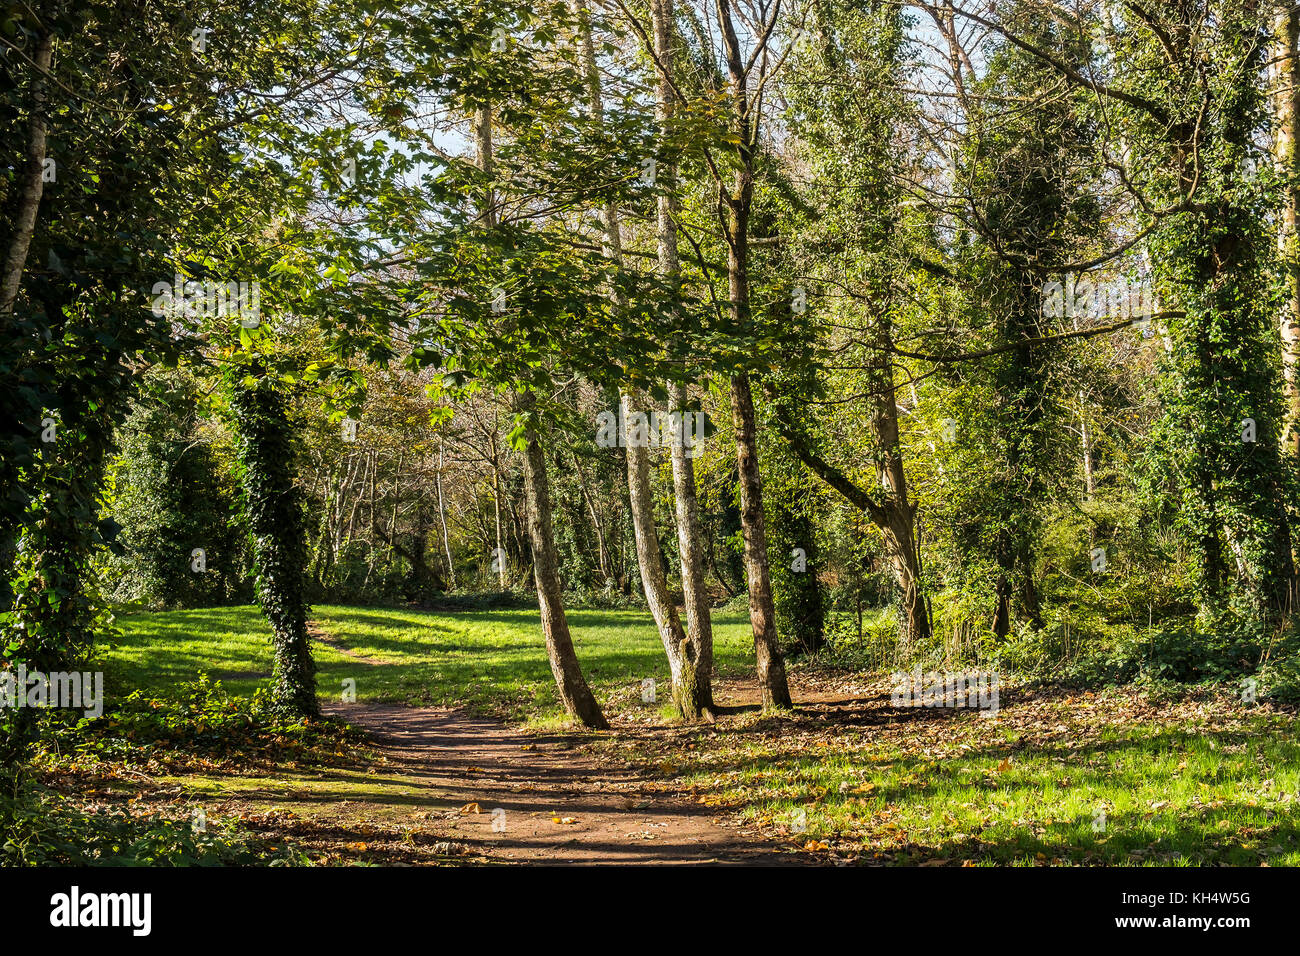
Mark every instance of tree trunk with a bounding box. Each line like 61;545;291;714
669;384;716;715
1080;398;1096;500
475;104;496;228
869;317;931;649
436;436;456;590
720;206;792;702
776;416;931;648
229;378;318;719
0;31;53;318
712;0;792;709
623;391;703;713
991;573;1012;641
1276;6;1300;460
578;0;712;717
570;450;612;583
492;460;507;589
651;0;715;718
520;397;609;729
731;370;793;709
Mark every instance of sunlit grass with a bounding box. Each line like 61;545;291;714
105;605;1300;865
665;690;1300;866
106;603;758;721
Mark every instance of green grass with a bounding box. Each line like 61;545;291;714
104;603;757;721
101;604;1300;865
651;685;1300;866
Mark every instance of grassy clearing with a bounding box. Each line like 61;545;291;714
610;677;1300;866
103;603;758;721
91;604;1300;866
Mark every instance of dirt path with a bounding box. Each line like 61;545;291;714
317;701;796;865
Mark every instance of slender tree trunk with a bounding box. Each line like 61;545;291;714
475;105;496;228
436;437;456;590
1079;398;1095;500
724;200;792;704
479;88;580;657
492;462;507;589
651;0;714;717
991;571;1012;641
1276;6;1300;460
731;369;792;709
577;0;710;716
669;384;716;715
390;451;404;545
344;453;369;546
0;31;53;318
712;0;792;709
623;391;701;710
367;449;378;548
570;450;611;583
520;396;609;729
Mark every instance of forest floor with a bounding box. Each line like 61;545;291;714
87;689;812;866
33;604;1300;866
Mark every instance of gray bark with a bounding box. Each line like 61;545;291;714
0;31;54;318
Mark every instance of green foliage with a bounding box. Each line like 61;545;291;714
764;455;827;655
104;372;248;609
38;673;363;774
1117;2;1297;624
1259;653;1300;705
1;782;309;866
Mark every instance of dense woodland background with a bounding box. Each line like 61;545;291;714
5;0;1300;753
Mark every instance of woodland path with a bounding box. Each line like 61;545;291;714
317;699;801;865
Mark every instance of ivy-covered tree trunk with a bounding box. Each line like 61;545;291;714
940;8;1090;642
1153;201;1298;622
2;334;123;774
1142;7;1297;625
229;376;318;719
1;423;112;772
766;476;826;656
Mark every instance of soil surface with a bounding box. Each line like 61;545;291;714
316;699;800;865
